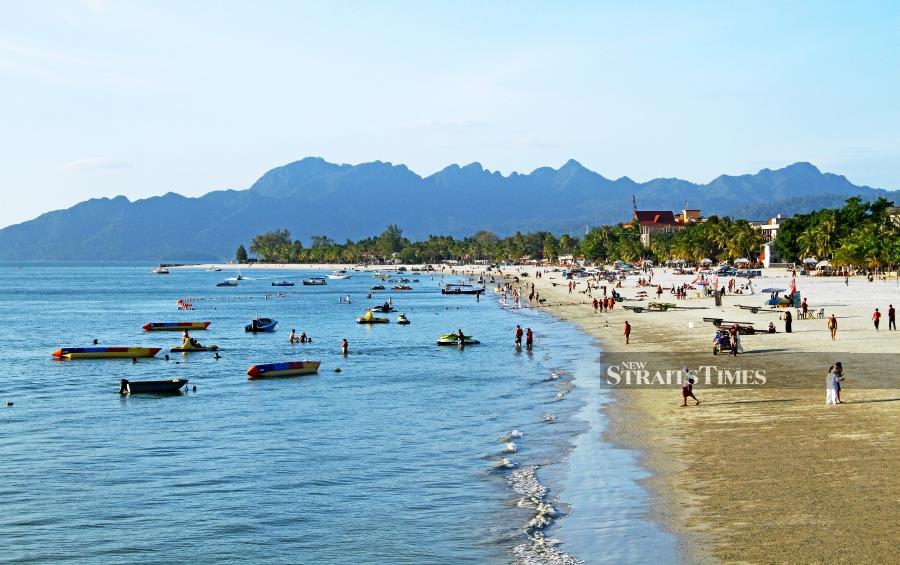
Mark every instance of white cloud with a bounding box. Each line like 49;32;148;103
62;157;134;171
403;119;494;129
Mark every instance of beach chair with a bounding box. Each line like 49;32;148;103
817;308;825;319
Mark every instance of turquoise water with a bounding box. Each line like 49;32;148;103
0;264;675;563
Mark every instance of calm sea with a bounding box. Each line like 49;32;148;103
0;264;676;563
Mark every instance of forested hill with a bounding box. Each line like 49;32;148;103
0;157;894;261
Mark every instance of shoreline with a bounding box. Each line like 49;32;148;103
491;264;899;563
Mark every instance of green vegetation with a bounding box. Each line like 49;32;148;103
235;244;248;263
773;197;900;267
239;198;899;268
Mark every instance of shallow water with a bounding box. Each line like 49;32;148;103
0;264;675;563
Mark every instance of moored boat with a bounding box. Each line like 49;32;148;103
371;285;385;290
302;277;327;286
327;271;351;280
120;378;188;394
216;280;238;287
357;310;389;324
151;266;170;274
442;283;485;295
392;285;412;290
52;347;161;360
396;314;410;325
247;360;321;379
245;317;278;332
271;280;295;287
143;321;211;331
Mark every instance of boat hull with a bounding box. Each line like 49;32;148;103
120;379;188;394
53;347;161;360
357;318;389;324
247;360;321;379
170;345;219;352
143;322;211;331
441;288;484;295
437;339;480;345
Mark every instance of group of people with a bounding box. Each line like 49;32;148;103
288;329;311;343
514;325;534;349
871;305;896;331
591;296;617;313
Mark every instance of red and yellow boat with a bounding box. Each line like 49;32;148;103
143;322;211;331
52;347;162;360
247;360;321;379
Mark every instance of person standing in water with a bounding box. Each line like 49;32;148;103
624;321;631;345
525;327;534;350
341;338;348;356
515;325;523;348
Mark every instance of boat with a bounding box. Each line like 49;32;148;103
271;280;295;287
247;360;321;379
245;317;278;332
170;344;219;353
302;277;327;286
216;280;238;287
328;271;351;280
52;347;161;360
392;285;412;291
143;321;211;332
151;266;170;274
371;304;395;312
120;378;188;394
206;266;222;272
396;314;410;325
370;285;385;291
436;333;480;346
441;283;485;295
356;310;389;324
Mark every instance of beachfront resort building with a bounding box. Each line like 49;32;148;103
632;209;702;247
751;214;788;267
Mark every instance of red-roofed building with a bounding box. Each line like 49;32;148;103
633;210;679;247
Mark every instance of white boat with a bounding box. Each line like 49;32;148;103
151;266;170;274
328;271;351;280
302;277;327;286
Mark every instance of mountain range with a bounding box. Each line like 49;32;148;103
1;158;895;261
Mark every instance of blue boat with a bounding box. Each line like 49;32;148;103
245;317;278;333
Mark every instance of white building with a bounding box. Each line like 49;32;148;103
751;214;788;267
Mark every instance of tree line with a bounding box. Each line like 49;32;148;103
238;197;899;267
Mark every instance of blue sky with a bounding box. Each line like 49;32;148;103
1;1;898;228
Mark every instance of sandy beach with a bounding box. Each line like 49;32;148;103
496;266;900;563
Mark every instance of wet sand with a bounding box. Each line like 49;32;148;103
502;268;899;563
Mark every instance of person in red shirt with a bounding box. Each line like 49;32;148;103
515;325;523;347
873;308;882;331
624;321;631;345
889;304;896;331
525;328;534;349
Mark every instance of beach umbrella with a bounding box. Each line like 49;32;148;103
699;258;713;264
695;280;711;286
761;287;786;293
734;257;750;265
802;257;817;265
674;258;686;264
816;260;832;268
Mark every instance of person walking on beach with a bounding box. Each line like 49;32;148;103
515;325;523;348
624;321;631;345
681;367;700;406
526;327;534;350
784;310;792;333
834;362;844;403
873;308;881;331
827;314;838;341
889;305;896;330
801;297;808;319
826;364;844;405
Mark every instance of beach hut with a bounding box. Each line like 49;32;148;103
816;260;832;269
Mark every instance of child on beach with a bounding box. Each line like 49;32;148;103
681;368;700;406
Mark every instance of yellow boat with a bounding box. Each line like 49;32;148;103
52;347;161;360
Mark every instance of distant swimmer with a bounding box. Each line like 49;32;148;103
289;329;300;343
341;338;349;356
